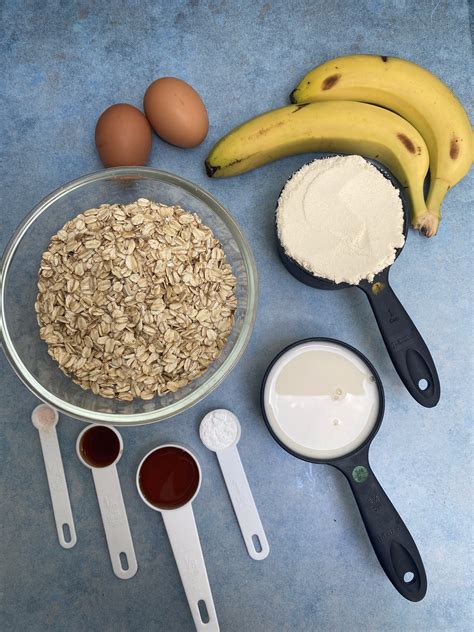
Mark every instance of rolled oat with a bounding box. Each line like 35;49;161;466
35;199;237;400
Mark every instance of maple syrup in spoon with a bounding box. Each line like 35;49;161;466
138;445;200;510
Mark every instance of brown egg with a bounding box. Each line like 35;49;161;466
144;78;209;148
95;103;152;167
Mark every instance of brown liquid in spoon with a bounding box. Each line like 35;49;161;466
80;426;120;468
138;446;200;510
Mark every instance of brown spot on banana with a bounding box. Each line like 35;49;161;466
321;74;341;90
381;55;388;62
396;133;416;154
293;103;310;112
248;121;286;140
450;135;460;159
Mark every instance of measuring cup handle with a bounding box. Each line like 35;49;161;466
92;466;138;580
338;452;427;602
39;427;77;549
217;446;269;560
162;505;219;631
363;268;440;407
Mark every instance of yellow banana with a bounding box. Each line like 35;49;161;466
291;54;473;236
205;101;429;223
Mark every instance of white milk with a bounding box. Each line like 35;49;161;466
263;341;380;460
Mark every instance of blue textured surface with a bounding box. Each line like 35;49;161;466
1;1;473;630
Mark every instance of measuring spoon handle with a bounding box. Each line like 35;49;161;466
92;466;137;580
38;427;77;549
340;454;427;602
216;446;269;560
363;268;440;407
163;505;219;631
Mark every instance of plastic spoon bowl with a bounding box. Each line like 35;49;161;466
137;444;219;632
77;424;137;580
200;409;269;560
31;403;76;548
276;158;440;408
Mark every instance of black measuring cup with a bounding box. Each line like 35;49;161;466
261;338;427;602
276;160;440;408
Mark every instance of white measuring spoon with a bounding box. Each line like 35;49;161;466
200;410;269;561
31;404;76;549
77;424;137;580
137;444;219;632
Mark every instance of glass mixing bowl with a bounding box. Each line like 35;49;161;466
0;168;257;425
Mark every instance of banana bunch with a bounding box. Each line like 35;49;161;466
205;55;472;236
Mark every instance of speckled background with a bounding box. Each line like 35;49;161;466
1;1;473;630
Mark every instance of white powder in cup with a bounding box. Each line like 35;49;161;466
199;409;240;451
276;155;405;285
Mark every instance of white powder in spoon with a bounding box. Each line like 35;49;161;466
276;155;405;285
200;409;240;451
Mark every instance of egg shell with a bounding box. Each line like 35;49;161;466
95;103;152;167
144;77;209;148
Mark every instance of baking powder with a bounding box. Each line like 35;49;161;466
199;409;240;451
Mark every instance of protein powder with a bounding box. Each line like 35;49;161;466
276;155;405;285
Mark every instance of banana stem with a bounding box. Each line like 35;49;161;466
412;210;440;238
407;186;435;238
412;178;448;237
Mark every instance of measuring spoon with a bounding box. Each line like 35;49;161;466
137;444;219;632
261;338;427;601
77;424;137;580
31;403;76;549
200;409;269;560
276;157;440;408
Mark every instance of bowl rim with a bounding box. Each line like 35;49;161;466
0;166;258;425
